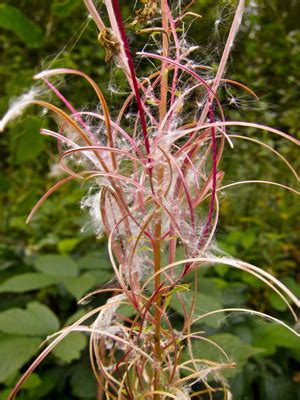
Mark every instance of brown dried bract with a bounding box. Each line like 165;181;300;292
133;0;158;26
98;27;120;62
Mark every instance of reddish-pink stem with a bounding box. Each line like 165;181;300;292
111;0;151;159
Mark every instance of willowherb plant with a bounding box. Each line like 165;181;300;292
1;0;299;399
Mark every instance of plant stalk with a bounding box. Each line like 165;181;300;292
153;219;162;398
153;2;170;397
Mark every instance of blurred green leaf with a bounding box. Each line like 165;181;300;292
0;389;11;400
222;283;249;307
62;273;96;300
84;269;114;287
11;117;45;164
21;373;42;390
188;333;262;378
240;229;256;250
241;272;265;289
267;290;288;312
34;254;79;278
214;264;229;277
26;368;63;399
170;291;224;328
0;302;59;336
117;303;136;318
0;5;44;48
52;333;87;363
281;277;300;298
260;374;299;400
64;309;88;326
252;322;300;360
77;252;111;271
0;335;40;382
57;238;81;254
198;277;223;301
51;0;82;17
0;173;9;193
0;273;57;293
70;360;97;398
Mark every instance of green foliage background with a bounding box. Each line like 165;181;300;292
0;0;299;398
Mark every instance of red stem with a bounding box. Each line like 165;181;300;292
111;0;151;159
